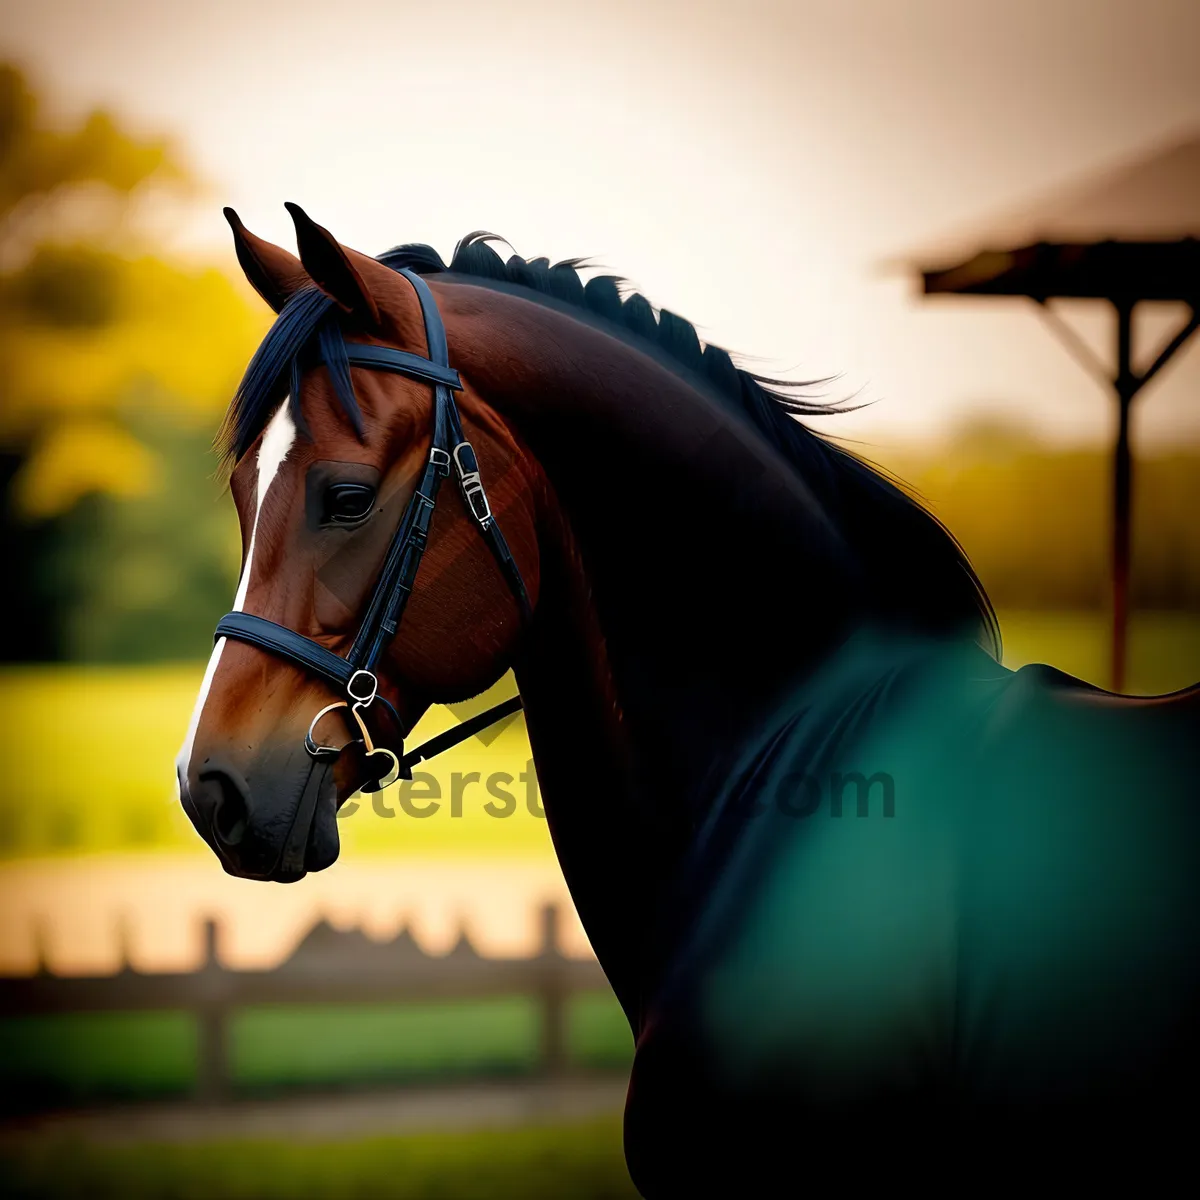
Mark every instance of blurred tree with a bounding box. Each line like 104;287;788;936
42;401;240;662
0;63;265;661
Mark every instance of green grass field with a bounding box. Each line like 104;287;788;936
0;1115;640;1200
1;610;1197;863
0;992;632;1109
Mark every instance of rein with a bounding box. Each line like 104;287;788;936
214;267;532;792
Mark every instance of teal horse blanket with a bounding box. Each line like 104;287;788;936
627;627;1200;1191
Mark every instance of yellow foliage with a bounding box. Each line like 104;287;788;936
0;62;266;517
0;246;268;521
14;417;162;518
0;253;268;442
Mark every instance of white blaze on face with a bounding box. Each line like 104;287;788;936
176;401;297;787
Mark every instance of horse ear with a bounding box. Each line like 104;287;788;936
285;202;381;329
223;208;309;313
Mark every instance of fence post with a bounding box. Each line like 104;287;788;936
32;916;51;977
538;902;568;1076
195;917;230;1104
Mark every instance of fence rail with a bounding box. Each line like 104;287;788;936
0;903;612;1102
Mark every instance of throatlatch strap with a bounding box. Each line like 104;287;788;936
399;695;524;773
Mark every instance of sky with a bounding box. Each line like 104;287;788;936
4;0;1199;450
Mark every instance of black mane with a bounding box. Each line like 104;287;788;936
221;232;1000;655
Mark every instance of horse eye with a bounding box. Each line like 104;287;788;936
322;482;376;525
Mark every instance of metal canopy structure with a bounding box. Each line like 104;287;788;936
913;131;1200;692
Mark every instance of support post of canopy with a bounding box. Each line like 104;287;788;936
1111;299;1136;693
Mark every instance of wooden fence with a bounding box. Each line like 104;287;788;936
0;903;611;1102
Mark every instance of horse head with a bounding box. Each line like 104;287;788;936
176;207;539;882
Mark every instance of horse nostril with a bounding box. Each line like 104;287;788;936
200;766;252;847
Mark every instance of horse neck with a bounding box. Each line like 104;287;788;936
445;282;864;1016
511;492;650;1021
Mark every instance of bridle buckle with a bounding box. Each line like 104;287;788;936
453;441;493;529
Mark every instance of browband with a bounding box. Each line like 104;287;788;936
344;343;462;390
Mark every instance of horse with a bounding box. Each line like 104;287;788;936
176;205;1200;1195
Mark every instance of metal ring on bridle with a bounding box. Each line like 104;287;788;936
346;669;379;706
358;746;401;793
304;700;351;762
346;700;400;793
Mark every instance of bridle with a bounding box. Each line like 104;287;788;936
213;267;532;793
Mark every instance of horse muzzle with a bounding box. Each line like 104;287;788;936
179;746;345;882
